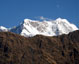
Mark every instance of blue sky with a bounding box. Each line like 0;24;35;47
0;0;79;28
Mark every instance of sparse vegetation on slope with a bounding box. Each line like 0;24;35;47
0;30;79;64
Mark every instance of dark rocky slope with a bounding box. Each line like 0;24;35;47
0;30;79;64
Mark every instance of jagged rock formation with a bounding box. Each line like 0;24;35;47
0;30;79;64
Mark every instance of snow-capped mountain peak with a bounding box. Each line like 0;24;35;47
10;18;78;37
0;18;78;37
0;26;8;32
24;19;31;24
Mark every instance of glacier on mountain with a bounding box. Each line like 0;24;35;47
0;18;78;37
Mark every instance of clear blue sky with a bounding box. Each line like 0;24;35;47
0;0;79;28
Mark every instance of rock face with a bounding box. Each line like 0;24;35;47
0;30;79;64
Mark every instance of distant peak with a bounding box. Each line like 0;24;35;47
24;19;31;23
0;26;8;31
56;18;62;21
22;19;32;25
56;18;67;21
56;18;70;24
0;26;7;29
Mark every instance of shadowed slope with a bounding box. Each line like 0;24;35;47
0;30;79;64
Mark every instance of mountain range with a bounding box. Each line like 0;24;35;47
0;18;79;64
0;18;78;37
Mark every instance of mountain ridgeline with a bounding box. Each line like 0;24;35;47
0;30;79;64
0;18;78;37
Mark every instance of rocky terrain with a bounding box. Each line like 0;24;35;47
0;30;79;64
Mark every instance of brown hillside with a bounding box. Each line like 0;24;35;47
0;30;79;64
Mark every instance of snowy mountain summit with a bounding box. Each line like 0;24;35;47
10;18;78;37
0;26;8;32
0;18;78;37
